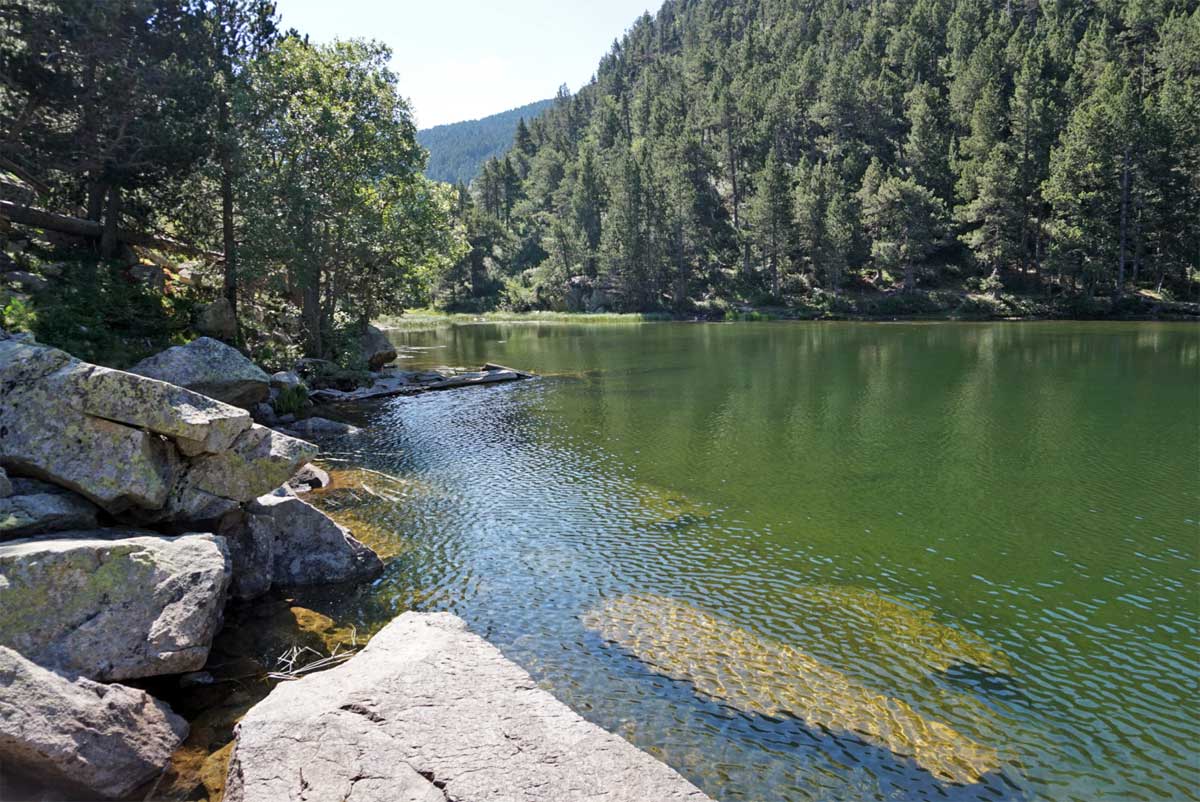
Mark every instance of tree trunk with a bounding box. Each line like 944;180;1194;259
100;184;121;258
903;231;914;291
1131;203;1143;285
0;200;221;257
86;177;105;222
302;281;322;358
219;88;242;345
1116;145;1130;300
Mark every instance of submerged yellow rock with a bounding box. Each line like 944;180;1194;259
789;583;1012;676
583;593;1001;785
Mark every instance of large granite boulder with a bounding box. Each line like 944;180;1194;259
361;324;397;371
0;646;188;799
0;478;98;539
246;492;382;587
224;612;713;802
130;336;270;408
0;531;231;681
0;337;252;512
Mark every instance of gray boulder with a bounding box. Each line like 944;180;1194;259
288;463;330;492
196;297;238;341
361;324;397;371
224;612;713;802
0;531;231;681
0;478;98;539
269;369;303;390
130;336;270;407
0;337;251;512
0;466;10;498
279;416;361;438
0;646;188;799
4;270;49;293
246;493;382;587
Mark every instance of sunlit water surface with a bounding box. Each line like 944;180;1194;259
302;321;1198;802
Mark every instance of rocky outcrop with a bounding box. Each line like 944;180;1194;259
0;646;188;799
224;612;713;802
0;337;257;512
360;323;397;371
247;492;383;587
0;532;231;681
130;336;271;407
0;478;98;539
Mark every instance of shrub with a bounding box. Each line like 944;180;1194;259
273;384;310;415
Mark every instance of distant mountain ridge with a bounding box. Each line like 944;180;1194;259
418;99;555;185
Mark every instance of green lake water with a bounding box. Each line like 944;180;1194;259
305;321;1198;802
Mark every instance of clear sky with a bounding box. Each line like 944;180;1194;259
272;0;660;129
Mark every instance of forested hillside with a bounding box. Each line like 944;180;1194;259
440;0;1200;315
419;99;554;185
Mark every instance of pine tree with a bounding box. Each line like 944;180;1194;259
599;153;645;310
1045;63;1144;297
749;146;793;298
903;82;955;203
571;146;604;277
960;143;1023;290
862;175;945;291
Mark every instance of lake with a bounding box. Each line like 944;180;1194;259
302;321;1198;802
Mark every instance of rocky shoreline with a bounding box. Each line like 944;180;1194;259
0;327;709;801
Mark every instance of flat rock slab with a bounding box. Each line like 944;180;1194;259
310;364;529;403
225;612;713;802
0;531;230;681
0;646;188;799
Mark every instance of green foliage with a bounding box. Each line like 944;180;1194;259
237;36;466;358
21;260;195;368
1;296;36;332
2;4;460;366
272;384;309;416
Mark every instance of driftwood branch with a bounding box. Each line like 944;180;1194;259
0;199;223;261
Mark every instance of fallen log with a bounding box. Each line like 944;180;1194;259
0;199;223;260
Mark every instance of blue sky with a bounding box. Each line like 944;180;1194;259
273;0;659;128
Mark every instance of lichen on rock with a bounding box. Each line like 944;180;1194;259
0;531;231;681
